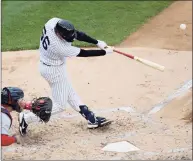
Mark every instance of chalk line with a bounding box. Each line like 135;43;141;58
148;79;192;115
142;147;192;156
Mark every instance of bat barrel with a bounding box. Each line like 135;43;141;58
108;47;165;72
134;56;165;71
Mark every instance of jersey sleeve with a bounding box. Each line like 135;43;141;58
1;134;16;146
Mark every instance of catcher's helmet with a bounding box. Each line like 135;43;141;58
54;19;76;42
1;87;24;112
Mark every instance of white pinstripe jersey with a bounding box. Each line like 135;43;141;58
39;17;81;66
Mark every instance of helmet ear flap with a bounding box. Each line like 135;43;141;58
7;88;12;105
1;87;24;112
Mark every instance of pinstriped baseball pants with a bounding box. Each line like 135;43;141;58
23;62;84;124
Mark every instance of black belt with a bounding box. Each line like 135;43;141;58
43;62;51;66
40;61;51;66
40;61;64;66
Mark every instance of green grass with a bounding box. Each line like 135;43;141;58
2;1;173;51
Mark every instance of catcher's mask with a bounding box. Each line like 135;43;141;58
1;87;24;113
54;19;76;42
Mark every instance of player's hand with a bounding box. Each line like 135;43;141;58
104;46;114;54
17;99;26;110
97;40;108;50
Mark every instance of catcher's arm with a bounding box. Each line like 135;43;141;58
18;97;53;123
31;97;53;123
17;99;32;111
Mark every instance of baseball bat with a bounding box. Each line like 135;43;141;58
113;49;165;72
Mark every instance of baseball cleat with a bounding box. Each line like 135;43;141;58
87;117;112;129
18;112;28;136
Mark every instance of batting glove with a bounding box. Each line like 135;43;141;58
104;46;114;54
97;40;108;49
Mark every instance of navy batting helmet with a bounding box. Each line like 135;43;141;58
1;87;24;112
54;19;76;42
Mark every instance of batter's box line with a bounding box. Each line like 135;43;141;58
148;79;192;115
139;147;192;157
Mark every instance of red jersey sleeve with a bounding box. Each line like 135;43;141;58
1;134;16;146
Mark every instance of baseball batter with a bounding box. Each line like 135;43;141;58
19;17;114;135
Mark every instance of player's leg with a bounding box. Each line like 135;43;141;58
66;77;111;128
19;79;67;136
19;64;66;135
19;76;70;136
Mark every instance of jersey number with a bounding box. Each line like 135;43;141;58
41;26;50;50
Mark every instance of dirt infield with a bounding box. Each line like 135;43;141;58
1;1;192;160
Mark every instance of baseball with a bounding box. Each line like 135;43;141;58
180;24;186;30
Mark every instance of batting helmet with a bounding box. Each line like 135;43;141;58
54;19;76;42
1;87;24;112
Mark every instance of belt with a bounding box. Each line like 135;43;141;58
40;61;64;66
41;61;51;66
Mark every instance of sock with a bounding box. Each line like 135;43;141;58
79;105;96;123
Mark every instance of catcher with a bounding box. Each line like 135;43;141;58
1;87;52;146
1;87;24;146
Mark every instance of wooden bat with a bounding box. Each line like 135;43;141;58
112;48;165;72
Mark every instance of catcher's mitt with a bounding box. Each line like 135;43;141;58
31;97;53;123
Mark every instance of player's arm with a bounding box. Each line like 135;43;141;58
1;134;17;146
75;30;98;44
77;45;114;57
75;30;108;50
1;114;19;146
57;42;113;57
17;99;32;110
77;48;107;57
59;45;113;57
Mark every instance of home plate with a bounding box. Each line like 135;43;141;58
102;141;140;153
